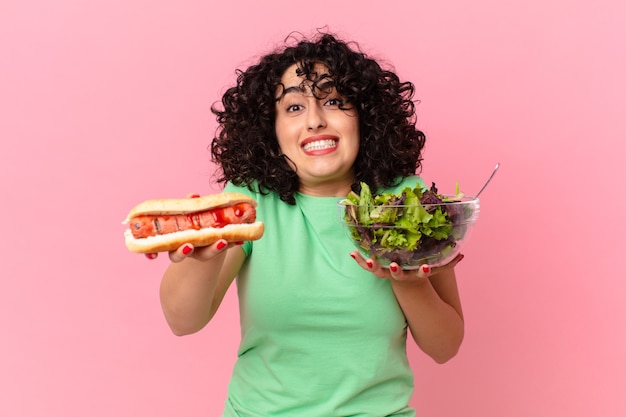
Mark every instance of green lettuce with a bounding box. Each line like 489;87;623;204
340;181;467;265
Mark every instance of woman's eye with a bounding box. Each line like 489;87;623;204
287;104;303;112
325;98;343;107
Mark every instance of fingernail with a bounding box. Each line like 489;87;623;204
366;260;374;269
216;241;227;250
350;253;356;259
235;241;244;246
421;265;430;274
145;253;157;260
458;254;465;263
389;264;398;273
182;245;193;255
190;194;200;198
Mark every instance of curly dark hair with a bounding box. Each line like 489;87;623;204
210;32;426;205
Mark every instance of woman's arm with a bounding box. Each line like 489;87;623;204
350;252;465;363
389;264;464;363
158;240;246;336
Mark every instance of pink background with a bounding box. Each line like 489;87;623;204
2;1;625;416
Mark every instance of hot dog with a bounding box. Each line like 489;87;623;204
123;192;264;253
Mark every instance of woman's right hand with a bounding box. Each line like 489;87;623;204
164;240;243;263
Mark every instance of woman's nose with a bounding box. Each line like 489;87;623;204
307;104;326;130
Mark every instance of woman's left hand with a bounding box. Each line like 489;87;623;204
349;251;464;282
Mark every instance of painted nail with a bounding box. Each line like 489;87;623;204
389;264;398;273
235;241;244;246
182;245;193;255
350;253;357;259
458;254;465;263
190;193;200;198
145;253;157;260
421;265;430;274
366;260;374;269
216;241;227;250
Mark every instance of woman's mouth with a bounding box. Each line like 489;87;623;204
302;138;338;153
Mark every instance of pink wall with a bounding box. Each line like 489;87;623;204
2;1;625;416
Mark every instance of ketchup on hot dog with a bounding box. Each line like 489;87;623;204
129;203;256;239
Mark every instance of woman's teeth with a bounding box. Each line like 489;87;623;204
303;139;337;152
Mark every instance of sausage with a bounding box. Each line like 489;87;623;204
130;203;256;239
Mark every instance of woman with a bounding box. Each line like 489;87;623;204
156;32;464;417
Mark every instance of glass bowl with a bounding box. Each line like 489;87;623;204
338;196;480;269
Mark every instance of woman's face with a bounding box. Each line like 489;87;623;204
274;63;359;197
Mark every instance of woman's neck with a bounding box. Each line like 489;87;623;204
298;180;353;198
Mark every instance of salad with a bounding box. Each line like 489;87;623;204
339;181;475;266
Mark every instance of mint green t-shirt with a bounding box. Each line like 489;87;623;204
222;177;426;417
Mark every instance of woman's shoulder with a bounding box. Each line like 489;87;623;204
223;181;260;197
223;181;281;204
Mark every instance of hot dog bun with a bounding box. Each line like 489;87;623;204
123;222;264;253
123;192;264;254
125;192;257;218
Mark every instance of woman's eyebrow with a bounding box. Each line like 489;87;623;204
287;80;336;94
281;85;306;95
276;79;337;100
276;84;313;101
